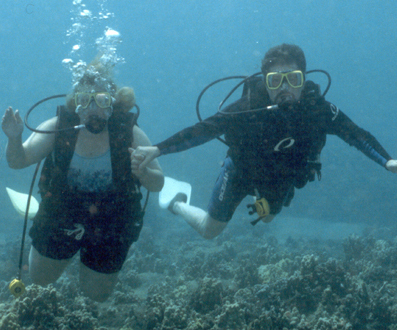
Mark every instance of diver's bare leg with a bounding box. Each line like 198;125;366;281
79;263;119;302
173;202;227;239
29;246;72;285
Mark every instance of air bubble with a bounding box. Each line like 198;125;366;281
62;58;73;65
105;29;120;38
80;9;92;17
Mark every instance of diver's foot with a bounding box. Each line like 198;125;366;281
168;193;188;214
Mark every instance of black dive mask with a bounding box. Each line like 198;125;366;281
85;115;108;134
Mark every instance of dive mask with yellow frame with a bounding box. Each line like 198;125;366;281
266;70;304;90
75;92;113;109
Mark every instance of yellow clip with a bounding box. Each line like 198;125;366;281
254;198;270;218
9;279;25;298
249;190;272;225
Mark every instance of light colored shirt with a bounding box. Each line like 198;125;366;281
67;149;113;192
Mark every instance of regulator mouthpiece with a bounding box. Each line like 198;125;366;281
85;115;107;134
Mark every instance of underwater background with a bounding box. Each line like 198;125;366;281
0;0;397;329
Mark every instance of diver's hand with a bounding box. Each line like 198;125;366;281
2;107;24;138
129;147;147;178
386;159;397;173
129;146;160;177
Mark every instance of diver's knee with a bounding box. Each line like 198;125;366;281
29;247;70;285
79;265;118;302
29;264;63;286
30;275;55;287
202;230;220;240
201;216;227;239
79;278;115;302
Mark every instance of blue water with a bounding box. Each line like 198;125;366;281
0;0;396;239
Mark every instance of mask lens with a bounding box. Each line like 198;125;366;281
267;73;283;89
286;71;303;87
75;93;91;108
94;93;112;108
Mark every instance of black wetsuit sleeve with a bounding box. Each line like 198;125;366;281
156;112;231;156
325;103;392;167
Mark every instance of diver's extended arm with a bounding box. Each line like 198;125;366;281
130;126;164;192
326;104;392;168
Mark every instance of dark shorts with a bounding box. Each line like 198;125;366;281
207;157;295;222
29;192;143;274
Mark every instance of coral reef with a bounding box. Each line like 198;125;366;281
1;223;397;329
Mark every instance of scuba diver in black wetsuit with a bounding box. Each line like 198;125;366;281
2;56;164;302
131;43;397;239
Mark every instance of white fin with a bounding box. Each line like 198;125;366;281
159;176;192;209
6;187;39;219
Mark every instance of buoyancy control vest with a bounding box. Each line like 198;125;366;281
38;106;142;203
225;77;324;189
